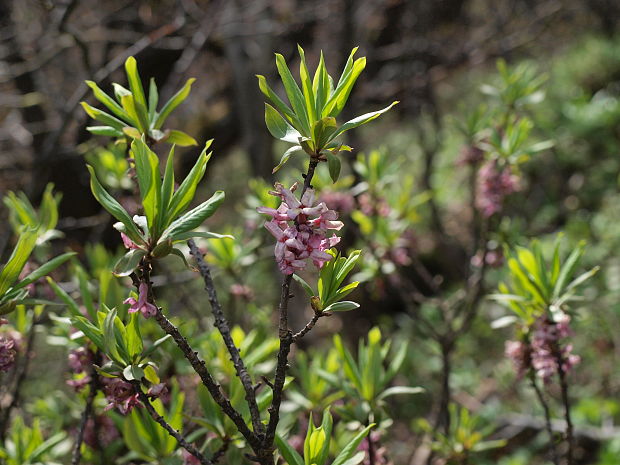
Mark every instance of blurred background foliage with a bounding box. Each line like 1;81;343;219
2;0;620;464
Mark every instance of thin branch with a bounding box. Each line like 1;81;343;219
187;239;263;437
554;346;574;465
71;360;100;465
131;381;213;465
529;370;560;465
292;311;327;343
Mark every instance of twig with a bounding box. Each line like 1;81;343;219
71;360;100;465
187;239;263;437
131;381;213;465
292;311;327;343
529;370;560;465
136;265;260;450
554;346;574;465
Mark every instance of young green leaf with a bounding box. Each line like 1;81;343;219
154;78;196;129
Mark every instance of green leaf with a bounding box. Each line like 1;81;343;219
166;141;212;224
161;191;225;240
0;230;38;296
297;45;317;124
275;53;311;135
326;151;341;183
46;277;81;318
71;316;105;352
141;335;172;360
312;51;330;116
273;145;304;174
322;50;366;118
159;146;176;231
552;243;585;300
103;308;123;364
114;249;147;277
275;435;304;465
329;101;399;141
14;252;75;290
123;364;145;381
125;56;148;109
131;138;162;236
164;130;198;146
170;231;234;242
154;78;196;129
148;77;159;121
86;126;124;137
121;94;148;133
80;102;127;130
292;273;315;298
265;103;302;143
86;166;144;244
332;424;375;465
85;80;129;121
256;74;302;131
323;301;359;312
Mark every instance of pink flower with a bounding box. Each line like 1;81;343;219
120;232;140;250
103;378;140;414
124;282;157;318
505;340;530;379
258;183;342;274
476;160;520;217
0;336;17;372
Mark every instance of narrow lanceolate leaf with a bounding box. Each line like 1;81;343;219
14;252;76;290
85;80;128;120
154;78;196;129
313;52;330;117
0;230;38;296
312;117;337;150
124;56;148;109
86;165;143;244
148;77;159;121
322;49;366;118
80;102;127;130
166;141;212;224
323;301;359;312
332;424;375;465
265;104;302;143
161;191;225;240
86;126;124;138
273;145;304;174
376;386;424;401
164;130;198;147
297;45;317;124
121;95;148;133
256;75;302;131
131;139;162;236
329;101;399;141
292;273;315;298
160;146;176;230
275;53;311;134
114;249;147;277
275;435;304;465
170;231;234;242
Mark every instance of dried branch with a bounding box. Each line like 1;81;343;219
71;359;100;465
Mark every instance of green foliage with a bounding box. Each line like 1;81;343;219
84;143;132;190
86;138;225;276
0;417;70;465
275;409;373;465
417;404;506;464
292;249;361;313
258;46;397;177
491;237;598;324
82;56;197;145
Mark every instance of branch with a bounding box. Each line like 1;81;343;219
554;346;575;465
71;359;100;465
131;381;213;465
187;239;263;436
292;311;327;343
263;158;319;451
529;370;560;465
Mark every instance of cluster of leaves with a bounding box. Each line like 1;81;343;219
259;46;397;179
82;57;197;146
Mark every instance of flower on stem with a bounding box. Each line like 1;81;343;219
124;282;157;318
258;183;343;275
475;160;520;217
103;378;140;414
120;232;140;250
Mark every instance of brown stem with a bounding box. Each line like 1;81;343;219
292;312;326;343
187;239;263;437
132;381;213;465
529;370;560;465
554;346;574;465
71;360;100;465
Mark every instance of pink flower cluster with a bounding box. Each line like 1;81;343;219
66;347;94;391
0;319;20;372
124;282;157;318
257;183;343;275
506;314;580;382
103;378;140;414
476;160;520;217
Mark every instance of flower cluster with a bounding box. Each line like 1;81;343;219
124;282;157;318
475;160;520;217
66;347;94;391
258;183;343;275
0;319;20;372
103;378;141;414
83;415;118;448
506;314;580;382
